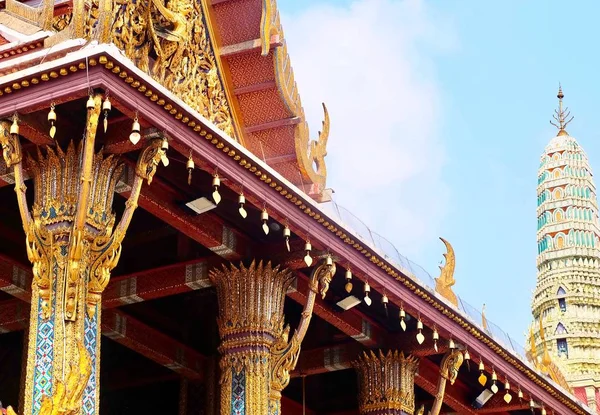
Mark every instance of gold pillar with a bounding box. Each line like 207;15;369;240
353;351;419;415
210;260;335;415
0;98;166;415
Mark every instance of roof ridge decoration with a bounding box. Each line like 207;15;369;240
527;317;572;392
25;0;236;140
261;0;330;191
434;237;458;307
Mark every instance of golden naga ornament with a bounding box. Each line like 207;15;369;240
428;349;464;415
435;237;458;307
7;342;92;415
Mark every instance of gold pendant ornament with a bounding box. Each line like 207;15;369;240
416;318;424;344
10;115;19;137
503;379;512;403
187;152;195;185
478;359;487;386
261;208;269;234
490;370;498;394
212;173;221;204
304;240;312;267
399;307;407;331
129;115;141;145
344;267;353;293
102;96;111;133
48;103;57;139
381;293;389;317
160;137;169;166
363;281;372;306
432;327;439;352
238;193;247;218
283;225;291;251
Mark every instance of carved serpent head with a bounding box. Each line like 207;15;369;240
440;349;464;385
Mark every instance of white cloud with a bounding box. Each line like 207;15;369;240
281;0;456;260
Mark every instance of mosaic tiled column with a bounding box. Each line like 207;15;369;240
0;98;166;415
353;351;419;415
210;260;335;415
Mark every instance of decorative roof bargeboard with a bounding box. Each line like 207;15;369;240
0;45;590;415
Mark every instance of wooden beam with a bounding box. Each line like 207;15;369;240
245;116;301;134
102;309;204;380
0;299;28;333
220;35;282;57
233;81;276;96
290;271;385;347
292;343;362;377
104;258;213;308
116;164;249;260
417;357;479;415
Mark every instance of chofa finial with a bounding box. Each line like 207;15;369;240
550;84;573;136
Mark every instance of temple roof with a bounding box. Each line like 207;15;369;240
0;3;594;414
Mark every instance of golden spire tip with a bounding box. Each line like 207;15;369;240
550;84;573;136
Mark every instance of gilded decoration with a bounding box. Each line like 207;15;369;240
110;0;235;138
260;0;330;190
434;237;458;307
0;95;166;415
9;0;236;138
428;349;464;415
353;350;419;415
7;341;92;415
0;58;589;415
527;319;571;392
209;259;335;415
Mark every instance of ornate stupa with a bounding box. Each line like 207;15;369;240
532;86;600;410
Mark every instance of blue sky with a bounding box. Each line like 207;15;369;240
277;0;600;345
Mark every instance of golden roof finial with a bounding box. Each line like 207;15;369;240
550;84;573;136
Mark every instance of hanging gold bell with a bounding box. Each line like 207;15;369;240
363;281;372;306
212;174;221;205
160;137;169;167
399;307;407;331
238;193;247;218
129;117;141;145
261;208;269;235
102;96;111;133
344;268;353;293
9;116;19;136
48;103;57;139
416;318;425;344
283;225;291;252
187;153;195;185
86;94;95;110
303;240;312;267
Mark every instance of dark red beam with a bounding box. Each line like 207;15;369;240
102;309;204;380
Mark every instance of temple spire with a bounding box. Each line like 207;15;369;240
550;84;574;136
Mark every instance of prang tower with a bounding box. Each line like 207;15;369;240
532;87;600;409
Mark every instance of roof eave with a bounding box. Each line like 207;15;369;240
0;43;591;415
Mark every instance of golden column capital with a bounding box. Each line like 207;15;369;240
210;259;336;415
0;100;167;415
353;350;419;415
